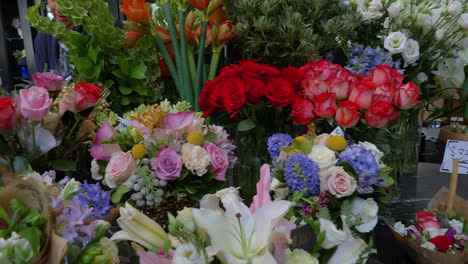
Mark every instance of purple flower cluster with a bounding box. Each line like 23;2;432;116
73;180;112;219
267;133;292;158
284;153;320;195
357;173;387;194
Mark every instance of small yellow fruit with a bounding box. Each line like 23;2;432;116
327;136;347;152
187;131;205;146
294;136;309;142
131;144;147;159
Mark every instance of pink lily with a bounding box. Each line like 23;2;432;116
163;111;196;131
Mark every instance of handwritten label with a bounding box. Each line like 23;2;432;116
330;126;345;137
118;117;132;132
440;140;468;174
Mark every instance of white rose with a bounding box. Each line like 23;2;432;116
319;218;346;249
457;37;468;48
448;1;463;16
308;145;338;170
313;133;330;146
358;141;384;167
421;241;436;250
384;32;408;54
173;243;206;264
458;13;468;29
402;39;420;66
435;28;445;40
387;2;401;18
393;221;407;236
350;197;379;233
181;143;211;176
449;219;464;234
417;72;428;83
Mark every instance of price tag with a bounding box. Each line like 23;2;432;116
330;126;345;137
118;117;132;132
440;140;468;174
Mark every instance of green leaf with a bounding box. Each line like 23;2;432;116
340;199;352;219
13;156;32;173
205;132;217;143
112;69;125;79
130;64;148;79
19;227;42;256
121;97;131;105
51;160;77;172
184;185;198;194
237;119;256;132
111;185;132;204
119;85;133;95
292;139;312;154
134;86;149;96
317;207;331;220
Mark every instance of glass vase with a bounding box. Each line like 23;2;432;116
396;110;421;177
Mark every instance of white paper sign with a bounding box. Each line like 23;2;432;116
118;117;132;132
330;126;345;137
440;140;468;174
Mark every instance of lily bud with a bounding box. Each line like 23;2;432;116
209;7;227;26
206;0;223;16
188;0;211;11
216;20;235;44
155;26;171;43
124;31;143;47
185;11;197;46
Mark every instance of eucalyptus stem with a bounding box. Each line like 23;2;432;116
179;9;194;106
155;36;182;96
163;3;183;96
187;45;197;91
195;21;208;107
208;47;221;80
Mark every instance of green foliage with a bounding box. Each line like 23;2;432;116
28;0;164;113
227;0;362;67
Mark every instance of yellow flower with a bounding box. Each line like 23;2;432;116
128;104;165;129
131;144;147;159
187;131;205;146
327;136;347;152
294;136;309;142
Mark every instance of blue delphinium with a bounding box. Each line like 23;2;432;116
284;153;320;195
73;181;112;219
267;133;293;159
339;145;385;194
345;43;402;75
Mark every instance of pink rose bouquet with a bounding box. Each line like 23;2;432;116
90;100;237;208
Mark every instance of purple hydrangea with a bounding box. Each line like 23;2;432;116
284;153;320;195
73;181;112;219
267;133;292;159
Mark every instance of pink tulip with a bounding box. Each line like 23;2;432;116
91;121;122;161
18;86;53;121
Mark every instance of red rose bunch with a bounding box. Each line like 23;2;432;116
0;98;16;131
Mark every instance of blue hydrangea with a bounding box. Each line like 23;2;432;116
73;181;112;219
284;153;320;195
345;43;403;75
267;133;292;159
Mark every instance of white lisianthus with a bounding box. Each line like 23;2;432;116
350;197;379;233
448;1;463;16
286;249;319;264
308;145;338;171
449;219;464;234
417;72;428;84
393;221;407;236
458;14;468;29
457;37;468;48
319;218;346;249
173;243;206;264
181;143;211;176
387;2;401;18
435;28;446;41
383;17;390;29
402;39;420;66
415;14;432;28
362;0;384;20
421;241;436;250
384;32;408;54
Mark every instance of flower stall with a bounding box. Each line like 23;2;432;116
0;0;467;263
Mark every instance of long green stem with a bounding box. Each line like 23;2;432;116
208;47;221;80
155;36;182;96
187;45;197;91
163;3;183;97
179;9;194;106
195;21;208;107
66;113;81;140
31;124;37;155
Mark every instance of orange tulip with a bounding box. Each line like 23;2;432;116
155;26;171;43
216;20;235;44
188;0;211;11
125;31;143;47
120;0;151;26
208;7;227;26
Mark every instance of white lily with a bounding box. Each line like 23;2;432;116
111;202;170;250
192;187;293;264
328;216;369;264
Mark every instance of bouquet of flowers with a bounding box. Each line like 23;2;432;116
111;175;320;264
90;100;236;224
11;18;21;29
344;0;468;102
0;72;110;175
267;131;393;263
